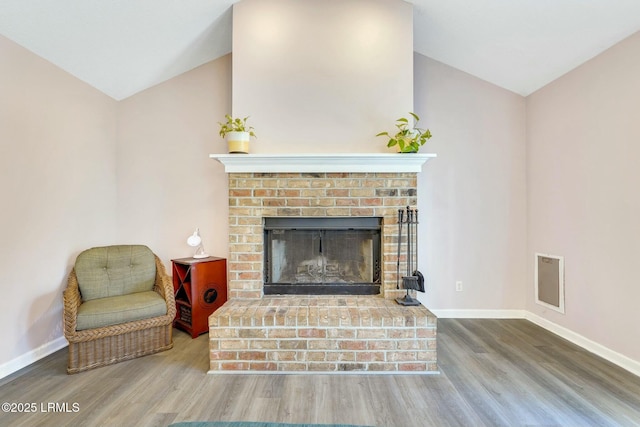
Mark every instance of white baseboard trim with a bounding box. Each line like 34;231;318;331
524;312;640;378
431;309;527;319
0;336;67;380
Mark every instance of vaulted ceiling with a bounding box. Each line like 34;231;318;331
1;0;639;100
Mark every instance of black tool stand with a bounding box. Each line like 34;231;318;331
396;293;421;306
396;276;421;306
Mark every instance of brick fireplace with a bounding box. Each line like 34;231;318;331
208;154;438;373
226;171;418;299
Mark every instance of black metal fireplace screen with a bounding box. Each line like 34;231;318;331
263;217;382;295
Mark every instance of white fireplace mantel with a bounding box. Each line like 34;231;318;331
209;153;436;173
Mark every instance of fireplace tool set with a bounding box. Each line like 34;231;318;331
396;206;425;306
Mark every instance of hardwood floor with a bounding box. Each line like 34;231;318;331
1;319;639;427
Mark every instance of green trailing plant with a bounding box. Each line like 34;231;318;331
376;112;432;153
218;114;256;138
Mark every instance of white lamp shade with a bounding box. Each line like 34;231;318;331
187;231;202;247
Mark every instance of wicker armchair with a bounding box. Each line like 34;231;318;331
63;245;176;374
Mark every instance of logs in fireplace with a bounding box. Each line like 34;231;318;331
263;217;382;295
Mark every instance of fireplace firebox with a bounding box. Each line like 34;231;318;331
263;217;382;295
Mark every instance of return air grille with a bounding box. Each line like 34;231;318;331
534;253;565;314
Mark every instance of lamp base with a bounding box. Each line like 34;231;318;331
192;244;209;259
193;253;210;259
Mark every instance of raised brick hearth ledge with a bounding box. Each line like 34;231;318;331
209;296;438;373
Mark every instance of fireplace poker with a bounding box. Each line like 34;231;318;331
413;209;425;293
396;209;404;289
406;207;412;277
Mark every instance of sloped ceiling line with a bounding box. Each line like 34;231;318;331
0;0;639;100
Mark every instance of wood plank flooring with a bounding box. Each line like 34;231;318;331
1;319;639;427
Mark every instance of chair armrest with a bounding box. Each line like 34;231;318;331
63;269;82;337
153;255;176;320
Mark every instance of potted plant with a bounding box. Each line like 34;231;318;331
376;112;432;153
218;114;256;154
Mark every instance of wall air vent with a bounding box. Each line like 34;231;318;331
535;253;565;314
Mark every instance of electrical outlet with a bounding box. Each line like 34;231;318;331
456;281;463;292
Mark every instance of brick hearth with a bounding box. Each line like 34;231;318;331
209;170;438;373
210;297;436;372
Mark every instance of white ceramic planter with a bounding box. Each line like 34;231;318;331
226;131;250;154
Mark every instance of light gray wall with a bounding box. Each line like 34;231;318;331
0;34;118;374
116;55;232;266
414;53;528;312
527;31;640;362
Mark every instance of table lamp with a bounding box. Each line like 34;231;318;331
187;228;209;258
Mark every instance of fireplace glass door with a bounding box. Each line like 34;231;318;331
264;217;381;295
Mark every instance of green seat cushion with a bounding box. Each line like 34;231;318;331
76;291;167;330
75;245;156;301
